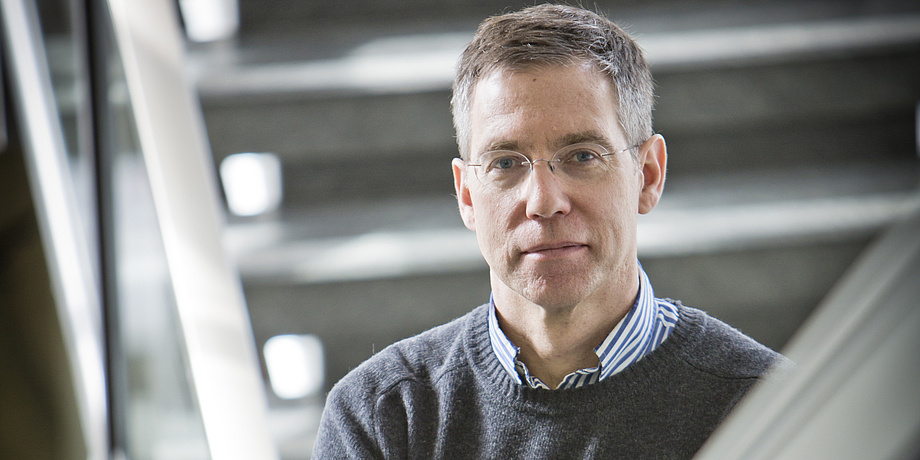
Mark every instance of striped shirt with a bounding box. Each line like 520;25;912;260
488;263;680;389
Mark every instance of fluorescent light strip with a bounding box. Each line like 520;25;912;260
194;15;920;98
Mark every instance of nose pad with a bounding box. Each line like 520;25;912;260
525;159;561;187
530;158;556;174
523;159;562;192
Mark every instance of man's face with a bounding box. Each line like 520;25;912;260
452;62;665;311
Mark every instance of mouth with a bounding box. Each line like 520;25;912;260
521;242;588;259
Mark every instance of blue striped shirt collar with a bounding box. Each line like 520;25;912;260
487;262;679;389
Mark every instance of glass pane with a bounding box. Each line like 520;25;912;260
34;0;97;275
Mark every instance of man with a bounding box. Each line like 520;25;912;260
313;4;788;458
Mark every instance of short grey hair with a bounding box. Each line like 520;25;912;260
451;4;655;160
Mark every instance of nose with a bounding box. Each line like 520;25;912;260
524;161;571;219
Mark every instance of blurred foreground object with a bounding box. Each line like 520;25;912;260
697;200;920;460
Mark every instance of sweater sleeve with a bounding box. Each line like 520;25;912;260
312;354;445;458
311;376;387;460
311;308;482;458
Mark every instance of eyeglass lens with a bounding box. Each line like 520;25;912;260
472;143;621;189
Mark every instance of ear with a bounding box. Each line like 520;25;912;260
452;158;476;231
637;134;667;215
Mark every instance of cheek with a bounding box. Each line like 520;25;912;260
474;199;530;271
583;187;639;241
602;169;643;214
475;200;514;244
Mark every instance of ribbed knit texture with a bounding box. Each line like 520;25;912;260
313;302;788;459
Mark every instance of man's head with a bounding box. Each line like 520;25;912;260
451;4;655;161
450;4;666;312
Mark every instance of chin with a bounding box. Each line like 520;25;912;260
517;275;596;311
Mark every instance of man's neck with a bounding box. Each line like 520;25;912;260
491;275;638;389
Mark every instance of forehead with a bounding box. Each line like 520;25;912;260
468;63;623;154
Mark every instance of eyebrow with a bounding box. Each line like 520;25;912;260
481;131;615;155
556;131;614;151
484;140;521;152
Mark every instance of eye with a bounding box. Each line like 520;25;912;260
486;154;526;172
559;145;604;165
573;149;601;163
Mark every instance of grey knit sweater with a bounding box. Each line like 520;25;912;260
313;302;787;459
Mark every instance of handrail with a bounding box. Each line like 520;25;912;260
105;0;279;458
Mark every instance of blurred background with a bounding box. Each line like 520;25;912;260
195;0;920;455
2;0;919;459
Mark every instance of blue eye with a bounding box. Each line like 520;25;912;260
561;147;603;165
573;150;600;162
495;158;515;169
488;155;525;171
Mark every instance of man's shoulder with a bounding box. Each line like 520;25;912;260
329;304;488;398
314;306;488;458
667;301;792;379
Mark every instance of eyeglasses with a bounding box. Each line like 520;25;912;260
465;143;637;190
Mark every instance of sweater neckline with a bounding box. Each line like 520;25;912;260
464;302;706;414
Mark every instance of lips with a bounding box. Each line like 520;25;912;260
521;242;588;258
